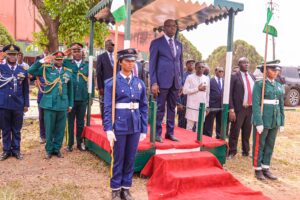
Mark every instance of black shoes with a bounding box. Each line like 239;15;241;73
40;138;46;144
227;153;237;160
45;153;52;159
0;152;23;161
66;146;73;152
242;152;249;157
121;188;134;200
155;136;163;143
262;169;278;180
165;134;179;142
255;170;266;180
14;152;23;160
112;190;122;200
56;151;64;158
77;143;86;151
0;152;10;161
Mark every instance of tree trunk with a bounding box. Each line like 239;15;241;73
31;0;60;52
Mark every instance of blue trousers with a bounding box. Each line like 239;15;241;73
156;84;179;137
0;109;23;154
38;105;46;139
111;133;140;190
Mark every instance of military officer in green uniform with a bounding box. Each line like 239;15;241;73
28;51;74;159
252;64;284;180
63;43;91;152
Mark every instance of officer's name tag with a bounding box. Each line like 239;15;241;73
50;72;57;75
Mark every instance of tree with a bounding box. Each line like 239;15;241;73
31;0;109;52
206;40;263;73
0;22;14;45
178;33;202;62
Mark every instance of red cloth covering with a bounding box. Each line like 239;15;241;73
82;126;153;153
141;152;270;200
155;125;226;150
84;115;226;152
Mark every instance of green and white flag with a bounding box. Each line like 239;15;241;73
263;7;277;37
111;0;126;22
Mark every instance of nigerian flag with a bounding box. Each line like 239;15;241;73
263;7;277;37
111;0;126;22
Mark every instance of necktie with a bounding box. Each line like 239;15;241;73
11;65;15;71
245;73;252;105
168;38;175;57
109;53;114;66
218;78;222;91
126;77;130;84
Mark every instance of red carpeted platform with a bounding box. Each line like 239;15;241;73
141;151;270;200
84;114;226;152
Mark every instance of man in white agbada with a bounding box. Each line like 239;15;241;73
183;61;210;131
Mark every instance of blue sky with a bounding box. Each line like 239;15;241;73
183;0;299;65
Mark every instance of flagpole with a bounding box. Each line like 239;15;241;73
261;25;269;112
112;24;119;125
253;11;269;169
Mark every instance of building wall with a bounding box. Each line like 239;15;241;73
0;0;40;42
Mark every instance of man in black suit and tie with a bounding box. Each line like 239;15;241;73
204;67;224;139
149;19;183;143
228;57;255;159
96;39;116;117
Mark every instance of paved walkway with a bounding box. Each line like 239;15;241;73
24;98;100;119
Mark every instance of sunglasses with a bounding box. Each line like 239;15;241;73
218;70;224;73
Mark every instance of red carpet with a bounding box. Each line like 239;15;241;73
141;151;270;200
84;114;225;152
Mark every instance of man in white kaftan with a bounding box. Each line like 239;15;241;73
183;62;210;131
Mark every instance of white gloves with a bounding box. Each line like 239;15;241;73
106;131;116;147
256;125;264;134
279;126;284;133
139;133;147;142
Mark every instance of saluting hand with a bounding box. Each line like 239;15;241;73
44;55;56;64
63;48;72;57
0;52;6;62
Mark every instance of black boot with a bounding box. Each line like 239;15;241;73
263;169;278;180
255;170;266;180
112;190;122;200
121;189;134;200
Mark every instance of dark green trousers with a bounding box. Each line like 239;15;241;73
253;126;278;168
44;109;67;154
67;101;87;147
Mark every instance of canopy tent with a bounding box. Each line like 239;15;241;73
86;0;244;140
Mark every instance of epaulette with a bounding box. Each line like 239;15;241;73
63;67;73;73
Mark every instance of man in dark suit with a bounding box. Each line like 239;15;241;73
228;57;255;159
96;39;116;117
204;67;224;139
149;19;183;143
